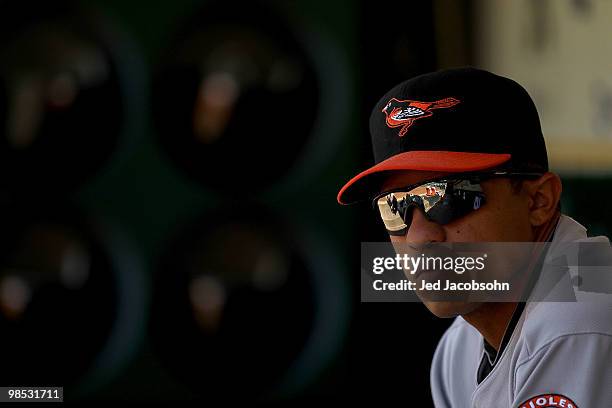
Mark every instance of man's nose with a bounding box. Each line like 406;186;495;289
402;206;446;244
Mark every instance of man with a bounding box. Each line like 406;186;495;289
337;67;612;407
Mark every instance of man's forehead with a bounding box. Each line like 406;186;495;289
379;170;452;192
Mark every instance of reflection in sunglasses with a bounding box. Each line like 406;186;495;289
376;179;486;235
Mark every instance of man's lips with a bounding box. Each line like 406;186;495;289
412;266;444;280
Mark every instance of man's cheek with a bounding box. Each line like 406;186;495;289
445;220;483;241
390;235;403;243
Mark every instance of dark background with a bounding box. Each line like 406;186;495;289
0;0;610;404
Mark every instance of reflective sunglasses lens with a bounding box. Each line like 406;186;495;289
376;179;485;234
376;193;411;235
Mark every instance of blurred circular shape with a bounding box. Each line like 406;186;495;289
0;275;32;319
153;2;321;195
0;1;135;193
0;201;147;395
0;202;117;387
150;205;350;400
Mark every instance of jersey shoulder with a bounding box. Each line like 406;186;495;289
520;297;612;357
431;317;483;407
432;316;482;378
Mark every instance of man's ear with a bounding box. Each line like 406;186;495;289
524;172;562;227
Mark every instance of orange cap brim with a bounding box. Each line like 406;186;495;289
337;151;511;204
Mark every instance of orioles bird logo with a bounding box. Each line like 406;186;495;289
381;97;460;137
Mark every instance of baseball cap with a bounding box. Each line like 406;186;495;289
337;67;548;204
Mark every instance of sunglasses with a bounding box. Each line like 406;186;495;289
372;171;543;236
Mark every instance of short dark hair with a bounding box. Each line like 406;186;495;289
509;178;524;194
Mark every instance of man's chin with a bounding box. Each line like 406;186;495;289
421;300;483;318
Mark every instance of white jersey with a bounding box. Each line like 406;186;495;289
430;215;612;408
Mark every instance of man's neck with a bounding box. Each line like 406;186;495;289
462;212;562;350
462;302;518;350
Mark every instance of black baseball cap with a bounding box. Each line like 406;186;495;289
337;67;548;204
